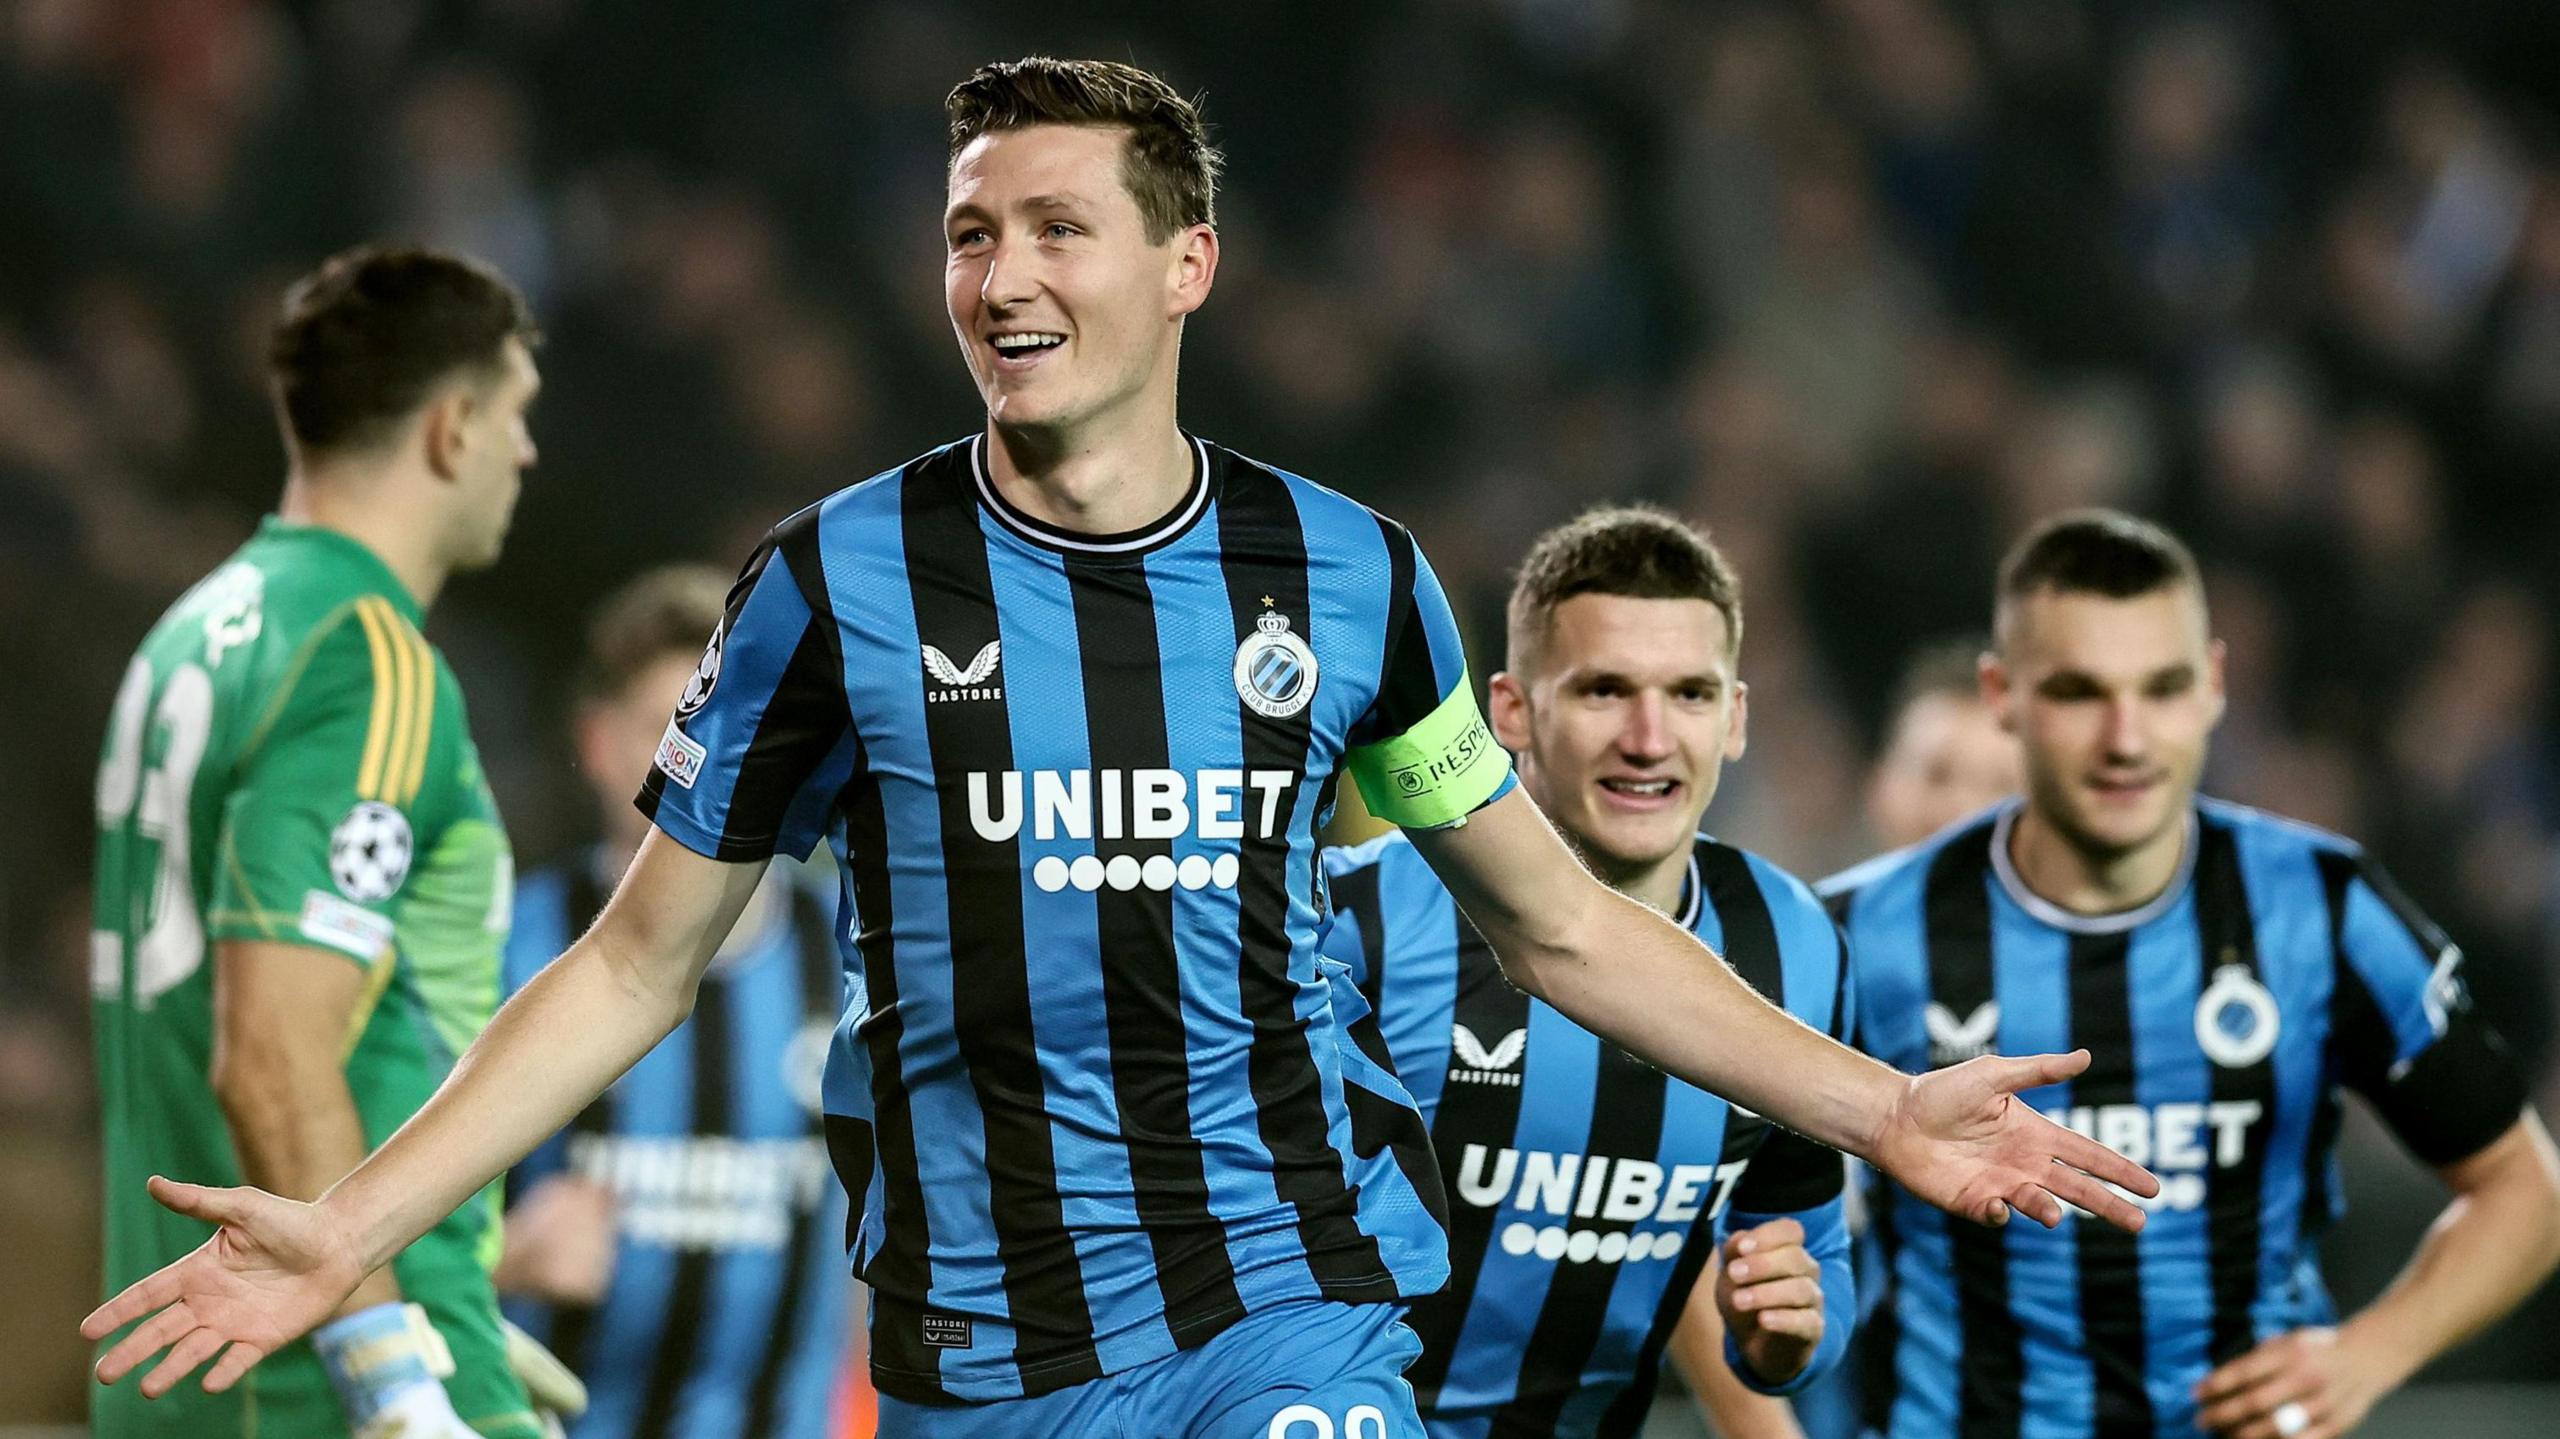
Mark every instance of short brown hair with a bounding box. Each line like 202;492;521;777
576;565;732;706
1506;505;1743;672
945;57;1222;241
1888;637;1990;720
1995;508;2202;643
269;245;538;456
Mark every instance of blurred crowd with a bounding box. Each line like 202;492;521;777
5;0;2559;1417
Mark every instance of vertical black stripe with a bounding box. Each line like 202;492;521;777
900;473;1100;1391
1590;841;1788;1436
1360;516;1443;746
742;887;844;1437
1326;861;1390;1018
1216;463;1395;1298
1406;925;1529;1407
639;511;847;858
1492;1048;1671;1432
2306;851;2369;1235
841;731;936;1388
630;977;727;1439
1922;822;2023;1439
1063;554;1247;1346
1860;1173;1908;1436
529;860;618;1374
2194;821;2272;1365
2065;930;2151;1438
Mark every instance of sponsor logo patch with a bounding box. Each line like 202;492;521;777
1925;1000;1999;1068
300;890;397;960
920;1313;974;1349
922;640;1002;702
1448;1023;1526;1086
654;720;708;789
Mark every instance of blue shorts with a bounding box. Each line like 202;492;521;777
876;1300;1425;1439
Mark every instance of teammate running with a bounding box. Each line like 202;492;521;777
1323;507;1854;1438
1831;511;2560;1439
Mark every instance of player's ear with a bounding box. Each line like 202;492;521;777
2203;637;2229;728
1724;680;1749;762
1979;650;2017;734
1167;223;1217;319
1488;670;1531;752
419;381;475;482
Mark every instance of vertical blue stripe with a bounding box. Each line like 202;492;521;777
829;484;1014;1389
577;1019;694;1439
1379;856;1461;1120
1986;896;2089;1439
1842;860;1962;1439
1439;1003;1598;1405
987;546;1163;1370
2125;907;2210;1436
678;947;797;1436
2246;834;2332;1336
1587;1078;1731;1413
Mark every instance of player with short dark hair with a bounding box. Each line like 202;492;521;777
1326;506;1856;1438
89;61;2154;1439
88;245;547;1438
1831;509;2560;1439
496;565;853;1439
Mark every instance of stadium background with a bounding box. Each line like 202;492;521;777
3;0;2556;1433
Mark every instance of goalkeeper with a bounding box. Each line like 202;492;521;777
87;246;565;1438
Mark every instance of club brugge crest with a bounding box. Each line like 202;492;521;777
2195;961;2280;1069
1234;610;1318;719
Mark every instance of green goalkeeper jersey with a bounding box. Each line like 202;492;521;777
90;517;538;1439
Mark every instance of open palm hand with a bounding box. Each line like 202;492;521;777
83;1176;367;1398
1872;1050;2160;1231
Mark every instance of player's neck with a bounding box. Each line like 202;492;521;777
278;470;448;611
1611;846;1692;919
983;410;1193;536
2007;804;2189;917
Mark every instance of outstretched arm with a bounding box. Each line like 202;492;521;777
1405;790;2157;1230
84;830;765;1397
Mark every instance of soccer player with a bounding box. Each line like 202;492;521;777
1866;639;2022;850
1830;510;2560;1439
86;59;2155;1439
1321;507;1854;1438
495;566;851;1438
87;247;547;1438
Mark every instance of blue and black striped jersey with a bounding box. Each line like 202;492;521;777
635;435;1516;1403
1321;830;1857;1439
1830;799;2529;1439
502;855;848;1439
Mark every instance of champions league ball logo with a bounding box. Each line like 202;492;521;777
329;801;414;903
676;621;724;720
1233;609;1318;719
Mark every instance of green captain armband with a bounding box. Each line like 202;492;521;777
1347;674;1513;829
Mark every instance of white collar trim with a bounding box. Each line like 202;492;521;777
1988;802;2197;935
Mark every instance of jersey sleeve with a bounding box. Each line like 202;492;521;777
2325;850;2528;1166
637;514;855;863
208;596;439;966
1343;526;1514;830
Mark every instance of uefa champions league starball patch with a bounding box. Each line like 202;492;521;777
676;620;724;719
329;800;414;902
